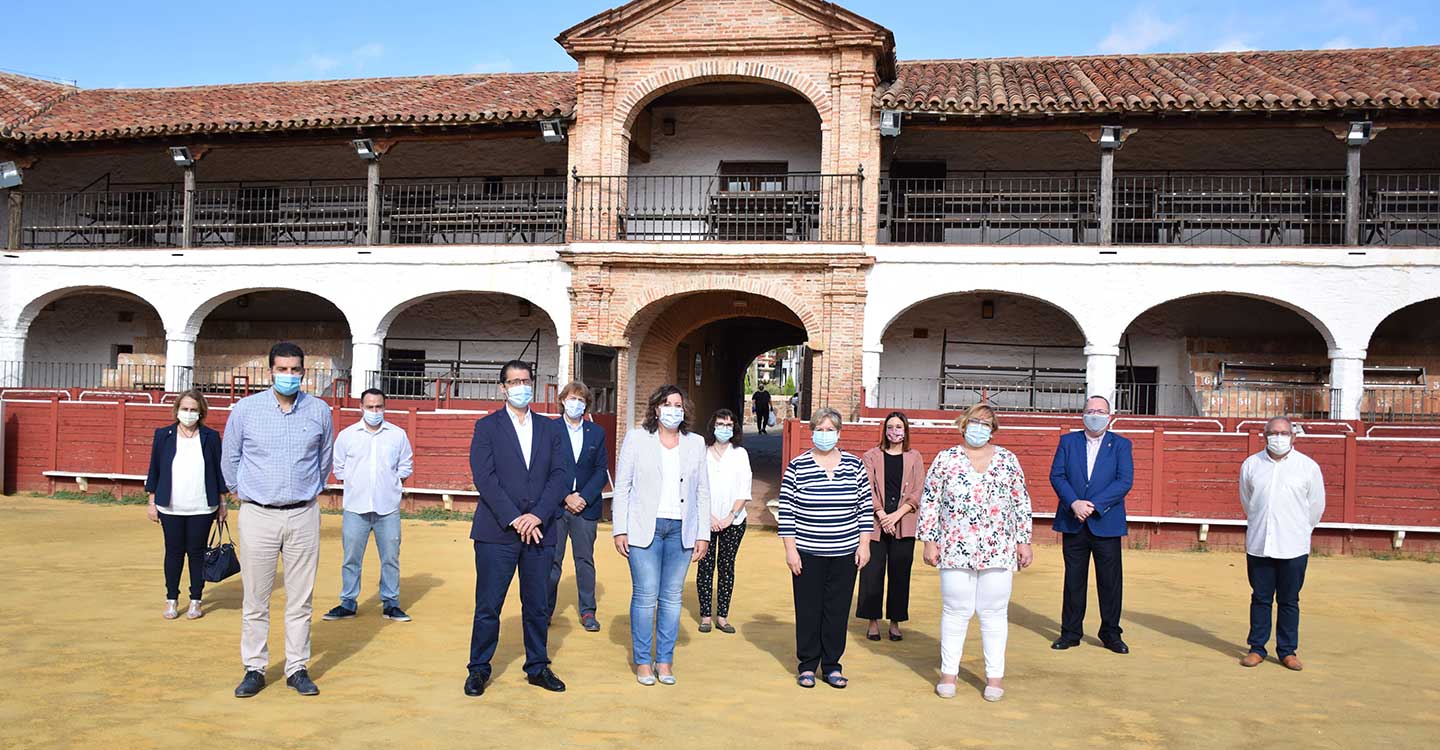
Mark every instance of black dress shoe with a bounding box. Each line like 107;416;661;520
464;672;488;697
234;669;266;698
1103;639;1130;655
527;668;567;692
1051;638;1081;650
286;668;319;696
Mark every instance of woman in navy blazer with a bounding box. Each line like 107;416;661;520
145;390;227;620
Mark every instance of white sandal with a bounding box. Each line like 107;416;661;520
983;685;1005;702
163;600;179;620
935;681;957;699
186;600;204;620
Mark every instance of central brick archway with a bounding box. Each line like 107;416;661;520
562;250;871;431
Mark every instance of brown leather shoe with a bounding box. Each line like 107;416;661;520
1281;655;1304;671
1240;652;1265;668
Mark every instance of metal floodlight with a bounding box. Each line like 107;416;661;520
352;138;379;161
879;109;902;136
539;119;567;143
1098;125;1124;150
169;146;194;167
1346;120;1373;147
0;161;21;188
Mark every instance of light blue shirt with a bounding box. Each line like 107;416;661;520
333;420;414;515
221;389;335;505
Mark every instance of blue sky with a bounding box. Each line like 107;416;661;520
5;0;1437;89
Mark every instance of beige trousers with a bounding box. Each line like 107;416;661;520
239;501;321;677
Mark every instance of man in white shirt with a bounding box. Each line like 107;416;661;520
323;388;415;623
1239;416;1325;671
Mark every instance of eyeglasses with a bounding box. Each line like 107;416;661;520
504;378;533;387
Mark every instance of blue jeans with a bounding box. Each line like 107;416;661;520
628;518;690;665
340;510;401;610
1246;554;1308;658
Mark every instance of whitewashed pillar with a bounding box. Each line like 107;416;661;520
164;333;196;391
1329;348;1367;420
1084;344;1120;406
351;337;384;398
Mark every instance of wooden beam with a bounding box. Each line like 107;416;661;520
902;115;1440;134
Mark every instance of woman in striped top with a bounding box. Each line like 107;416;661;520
777;406;873;689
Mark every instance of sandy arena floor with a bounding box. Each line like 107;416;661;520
2;494;1437;749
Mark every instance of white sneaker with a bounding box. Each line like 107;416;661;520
163;600;179;620
984;686;1005;702
935;682;957;699
187;600;204;620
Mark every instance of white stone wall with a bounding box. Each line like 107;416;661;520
384;292;562;390
630;103;822;176
23;292;164;364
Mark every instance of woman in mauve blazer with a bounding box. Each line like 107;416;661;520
144;390;227;620
857;411;925;641
611;384;711;686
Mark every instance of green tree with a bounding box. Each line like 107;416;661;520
781;376;796;395
744;370;754;394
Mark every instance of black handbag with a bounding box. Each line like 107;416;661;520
203;518;242;583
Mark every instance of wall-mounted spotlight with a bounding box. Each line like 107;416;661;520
1346;120;1373;147
540;119;567;143
352;138;379;161
879;109;902;136
0;160;21;188
169;146;194;167
1098;125;1125;151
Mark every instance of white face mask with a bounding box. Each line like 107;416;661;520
177;410;200;428
1267;434;1293;456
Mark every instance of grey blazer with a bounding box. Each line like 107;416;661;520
612;427;711;549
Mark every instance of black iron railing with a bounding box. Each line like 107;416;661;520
20;189;184;249
569;173;863;242
881;175;1100;244
381;178;566;245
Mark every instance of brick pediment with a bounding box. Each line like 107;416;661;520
558;0;894;70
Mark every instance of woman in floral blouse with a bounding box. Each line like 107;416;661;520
917;403;1034;702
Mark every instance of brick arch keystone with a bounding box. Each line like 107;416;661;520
617;60;834;133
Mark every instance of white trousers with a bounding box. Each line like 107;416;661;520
939;567;1013;678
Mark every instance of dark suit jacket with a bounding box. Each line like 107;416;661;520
469;408;570;546
144;424;225;507
554;417;609;521
1049;430;1134;537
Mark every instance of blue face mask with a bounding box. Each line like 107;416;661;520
714;426;734;444
563;398;587;420
506;384;533;410
362;409;384;427
1083;413;1110;434
964;422;992;448
273;373;302;396
812;429;839;452
659;406;685;430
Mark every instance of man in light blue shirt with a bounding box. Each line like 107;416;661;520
324;388;415;623
222;342;334;699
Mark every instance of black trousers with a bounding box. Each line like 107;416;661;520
854;533;914;622
1060;525;1124;643
697;522;746;618
792;551;857;675
755;407;770;433
160;511;215;601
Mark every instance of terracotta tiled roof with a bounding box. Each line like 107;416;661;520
880;47;1440;117
0;71;78;132
7;72;577;143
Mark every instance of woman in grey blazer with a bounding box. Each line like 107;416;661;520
613;384;711;685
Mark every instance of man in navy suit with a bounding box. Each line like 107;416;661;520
1049;395;1134;654
464;360;570;697
547;381;610;632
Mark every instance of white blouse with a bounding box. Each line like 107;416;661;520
706;444;753;525
656;443;684;520
161;433;215;516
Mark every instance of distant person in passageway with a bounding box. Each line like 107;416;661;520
752;384;772;434
145;389;227;621
778;407;872;689
918;404;1033;701
222;342;334;699
697;408;752;634
857;411;923;642
1049;395;1134;655
612;384;710;685
464;360;570;698
1239;416;1325;672
789;393;800;420
546;381;609;633
324;388;414;624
